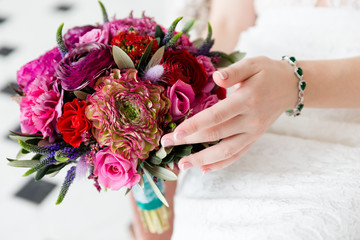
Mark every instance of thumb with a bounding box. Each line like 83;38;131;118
213;59;258;88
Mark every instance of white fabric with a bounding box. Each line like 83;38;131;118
172;2;360;240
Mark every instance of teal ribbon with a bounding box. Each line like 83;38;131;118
132;175;165;211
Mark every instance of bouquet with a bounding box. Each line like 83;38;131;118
7;2;244;234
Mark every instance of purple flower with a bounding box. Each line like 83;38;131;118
20;76;63;142
17;47;62;94
196;55;217;93
192;93;219;116
56;42;114;91
166;80;195;122
64;25;97;50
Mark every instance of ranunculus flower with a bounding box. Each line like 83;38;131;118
20;76;63;142
94;148;140;190
57;99;91;147
17;47;62;94
166;80;195;121
56;42;114;91
64;25;97;49
192;94;219;115
78;28;109;45
86;69;171;160
162;50;207;94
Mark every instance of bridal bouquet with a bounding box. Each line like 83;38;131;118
7;2;243;234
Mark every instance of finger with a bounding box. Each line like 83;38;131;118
161;93;245;147
177;114;251;144
178;133;251;170
200;143;253;174
213;58;261;88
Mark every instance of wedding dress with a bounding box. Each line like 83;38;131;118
171;1;360;239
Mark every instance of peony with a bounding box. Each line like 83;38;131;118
64;25;97;50
56;42;114;91
57;99;91;147
161;50;207;94
20;76;63;142
78;28;109;45
93;148;140;190
166;80;195;122
86;69;171;159
17;47;62;94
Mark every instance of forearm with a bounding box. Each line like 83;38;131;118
298;57;360;108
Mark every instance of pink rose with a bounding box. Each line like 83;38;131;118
78;28;109;45
166;80;195;122
93;148;140;190
192;94;219;115
196;55;217;94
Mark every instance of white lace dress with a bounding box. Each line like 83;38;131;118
172;1;360;239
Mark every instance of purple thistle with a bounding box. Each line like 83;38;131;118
56;166;76;204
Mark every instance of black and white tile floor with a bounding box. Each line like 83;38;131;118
0;0;172;239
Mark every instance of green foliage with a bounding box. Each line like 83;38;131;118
98;1;109;23
214;51;246;68
165;32;183;49
56;23;68;56
182;19;196;35
112;45;135;69
137;40;154;72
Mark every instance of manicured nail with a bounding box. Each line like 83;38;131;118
180;162;193;171
214;71;228;80
174;131;186;141
202;168;211;175
161;138;174;147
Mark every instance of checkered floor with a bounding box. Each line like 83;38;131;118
0;0;173;239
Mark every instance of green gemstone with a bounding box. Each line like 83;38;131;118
296;67;303;77
286;110;293;113
300;81;306;91
297;103;304;111
289;56;296;63
295;113;301;117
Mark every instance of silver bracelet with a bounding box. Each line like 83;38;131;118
282;56;306;117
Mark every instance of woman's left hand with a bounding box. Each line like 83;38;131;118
161;56;300;174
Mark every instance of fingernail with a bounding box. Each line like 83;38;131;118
174;131;186;141
180;162;193;171
202;168;211;175
161;138;174;147
214;71;228;80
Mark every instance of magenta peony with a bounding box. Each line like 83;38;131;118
56;42;114;91
17;47;62;94
20;76;63;142
93;148;140;190
166;80;195;122
85;69;171;160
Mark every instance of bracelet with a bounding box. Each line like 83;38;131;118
281;56;306;117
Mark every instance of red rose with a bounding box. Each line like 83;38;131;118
57;99;91;147
214;87;227;100
162;50;207;94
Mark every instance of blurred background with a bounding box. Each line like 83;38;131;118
0;0;179;239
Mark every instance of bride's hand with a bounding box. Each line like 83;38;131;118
161;56;299;173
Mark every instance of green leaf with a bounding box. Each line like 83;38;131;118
46;163;68;175
155;25;165;42
98;1;109;23
145;46;165;70
166;31;183;49
54;150;69;162
125;188;132;196
16;148;30;159
229;51;246;62
162;17;183;46
193;38;204;48
7;159;40;168
155;37;161;46
112;45;135;69
143;162;177;181
35;165;51;181
56;23;68;56
73;91;89;100
9;132;42;142
137;40;153;72
137;168;144;189
149;154;162;165
182;18;196;35
155;146;173;160
18;140;47;155
167;161;175;170
214;51;247;68
143;168;169;207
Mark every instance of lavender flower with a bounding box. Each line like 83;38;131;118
56;166;76;204
56;42;114;91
